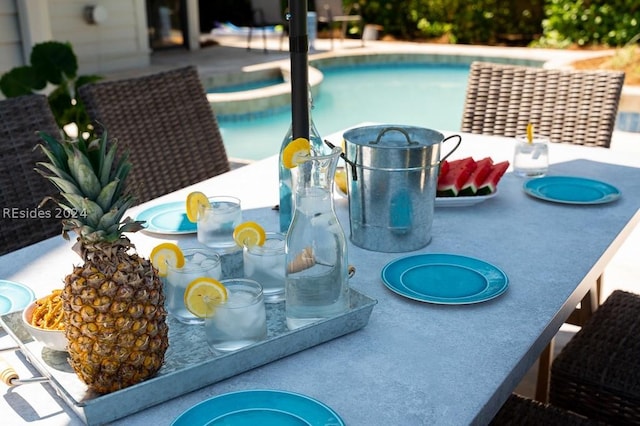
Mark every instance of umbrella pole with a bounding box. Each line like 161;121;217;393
288;1;310;140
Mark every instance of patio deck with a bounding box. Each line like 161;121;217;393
108;34;640;401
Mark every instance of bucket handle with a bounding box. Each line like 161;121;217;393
370;127;420;146
440;134;462;163
324;133;461;181
324;129;420;182
324;139;359;181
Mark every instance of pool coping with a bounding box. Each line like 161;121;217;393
203;66;324;119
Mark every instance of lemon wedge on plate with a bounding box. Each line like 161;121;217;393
233;221;266;248
186;191;210;222
150;242;185;277
334;168;348;196
282;138;311;169
184;277;227;318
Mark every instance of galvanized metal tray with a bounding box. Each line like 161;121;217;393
0;288;376;425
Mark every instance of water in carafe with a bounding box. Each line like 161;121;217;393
285;146;349;329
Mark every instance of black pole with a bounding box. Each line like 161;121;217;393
288;1;310;140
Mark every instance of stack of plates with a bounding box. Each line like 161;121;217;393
135;201;196;234
0;279;35;315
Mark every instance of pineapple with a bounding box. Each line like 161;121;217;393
36;129;168;394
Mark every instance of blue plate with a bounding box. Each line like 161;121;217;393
0;279;36;315
523;176;620;205
135;201;196;234
172;389;345;426
381;253;508;304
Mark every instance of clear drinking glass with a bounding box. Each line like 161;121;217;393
205;278;267;352
243;232;286;303
165;248;222;324
514;135;549;178
197;196;242;249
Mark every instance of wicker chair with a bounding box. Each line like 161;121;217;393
461;61;626;402
0;94;62;255
78;66;230;205
490;393;603;425
461;61;625;147
550;290;640;425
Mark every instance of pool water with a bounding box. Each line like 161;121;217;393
218;64;469;161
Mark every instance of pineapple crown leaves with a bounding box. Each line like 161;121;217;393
35;128;145;246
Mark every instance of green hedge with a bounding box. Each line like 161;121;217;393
352;0;638;47
536;0;640;47
354;0;544;45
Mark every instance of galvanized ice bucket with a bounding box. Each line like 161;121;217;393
342;125;460;252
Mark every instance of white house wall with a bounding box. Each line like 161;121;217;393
0;0;150;84
48;0;150;74
0;0;24;77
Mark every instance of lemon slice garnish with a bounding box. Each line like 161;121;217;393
186;191;210;222
150;242;185;277
334;168;348;195
233;221;267;248
184;277;227;318
282;138;311;169
526;123;534;144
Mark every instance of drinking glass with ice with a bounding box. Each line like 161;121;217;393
197;196;242;249
165;249;222;324
514;134;549;178
243;232;286;303
205;278;267;352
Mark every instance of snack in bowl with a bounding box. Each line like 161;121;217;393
22;291;68;351
30;289;64;330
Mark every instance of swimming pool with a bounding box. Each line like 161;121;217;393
217;64;470;161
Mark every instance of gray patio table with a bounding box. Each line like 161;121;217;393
1;128;639;425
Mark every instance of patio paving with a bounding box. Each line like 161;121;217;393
109;34;640;401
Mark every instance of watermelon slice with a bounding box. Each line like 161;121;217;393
445;157;475;171
438;160;450;179
477;161;509;195
459;157;494;196
437;157;476;197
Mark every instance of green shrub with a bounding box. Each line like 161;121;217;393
0;41;102;136
354;0;544;45
536;0;640;47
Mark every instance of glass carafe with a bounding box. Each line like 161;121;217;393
278;91;329;232
285;145;350;330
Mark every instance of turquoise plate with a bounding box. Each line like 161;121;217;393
523;176;620;205
0;279;36;315
381;254;508;305
171;389;345;426
135;201;196;234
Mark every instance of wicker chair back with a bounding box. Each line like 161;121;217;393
78;66;230;205
461;61;625;148
0;94;61;255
